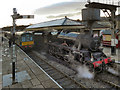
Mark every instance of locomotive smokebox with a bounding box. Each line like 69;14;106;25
82;8;100;21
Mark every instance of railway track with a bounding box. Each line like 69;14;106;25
46;52;120;88
23;47;120;88
96;71;120;89
29;50;120;88
100;79;120;89
26;50;87;89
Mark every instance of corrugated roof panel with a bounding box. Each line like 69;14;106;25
102;30;119;34
63;19;82;25
26;17;84;30
102;30;111;34
27;18;66;29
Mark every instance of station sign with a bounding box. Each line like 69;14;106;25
18;15;34;19
12;14;34;19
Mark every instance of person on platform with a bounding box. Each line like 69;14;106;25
62;41;68;46
8;38;12;47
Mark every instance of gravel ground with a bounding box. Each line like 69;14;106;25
97;72;120;86
103;46;120;62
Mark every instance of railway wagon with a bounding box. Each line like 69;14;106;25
101;30;120;48
5;31;34;50
16;32;34;50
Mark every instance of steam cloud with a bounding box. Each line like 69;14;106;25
76;64;94;79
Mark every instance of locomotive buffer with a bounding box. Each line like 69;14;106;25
85;2;120;55
11;8;34;84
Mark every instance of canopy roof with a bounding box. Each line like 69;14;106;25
26;17;84;31
101;29;119;34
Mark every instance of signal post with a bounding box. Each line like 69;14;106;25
11;8;34;84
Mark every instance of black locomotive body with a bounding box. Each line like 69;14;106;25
48;31;115;73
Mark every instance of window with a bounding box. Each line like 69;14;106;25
59;32;66;36
21;34;33;42
22;37;25;42
66;33;78;37
51;32;58;35
30;37;33;41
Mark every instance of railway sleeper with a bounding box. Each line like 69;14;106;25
44;68;55;72
36;60;45;65
100;78;120;89
65;84;80;88
43;68;54;72
47;71;60;76
56;78;71;84
40;65;51;69
51;74;65;80
37;63;46;66
61;80;73;88
50;72;64;77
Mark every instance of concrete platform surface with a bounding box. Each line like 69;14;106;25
1;38;61;89
103;47;120;62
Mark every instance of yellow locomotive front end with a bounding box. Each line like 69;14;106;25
20;32;34;50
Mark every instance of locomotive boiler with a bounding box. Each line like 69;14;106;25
48;31;115;73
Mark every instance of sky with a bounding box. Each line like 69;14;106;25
0;0;119;28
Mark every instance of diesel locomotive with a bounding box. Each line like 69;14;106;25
4;31;34;50
48;31;115;73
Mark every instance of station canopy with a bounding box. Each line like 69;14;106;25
26;17;85;31
101;29;119;35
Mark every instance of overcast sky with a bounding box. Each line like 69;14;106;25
0;0;119;28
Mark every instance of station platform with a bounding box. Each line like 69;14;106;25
1;38;61;89
103;47;120;63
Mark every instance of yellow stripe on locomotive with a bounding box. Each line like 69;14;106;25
22;41;34;46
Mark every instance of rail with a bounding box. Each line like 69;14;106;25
27;50;87;89
96;71;120;89
18;47;63;89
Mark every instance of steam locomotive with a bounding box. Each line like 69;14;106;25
48;31;115;73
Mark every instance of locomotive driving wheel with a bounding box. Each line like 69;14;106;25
48;45;52;55
88;63;95;73
95;62;105;73
95;66;103;73
85;62;95;73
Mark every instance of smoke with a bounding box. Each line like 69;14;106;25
76;64;94;79
107;67;119;76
